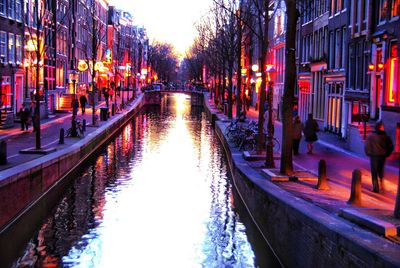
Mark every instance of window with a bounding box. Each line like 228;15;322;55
379;0;388;22
8;33;15;63
329;31;334;68
16;34;21;63
341;27;346;68
387;43;398;104
354;0;359;32
335;29;341;68
8;0;14;19
0;0;5;15
15;0;21;21
392;0;400;18
0;31;6;63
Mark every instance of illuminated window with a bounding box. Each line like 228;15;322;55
16;34;21;63
8;33;14;63
0;31;6;63
387;43;398;104
392;0;400;17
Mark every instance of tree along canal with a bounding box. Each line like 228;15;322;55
12;94;280;267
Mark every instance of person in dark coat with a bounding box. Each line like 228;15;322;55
303;113;319;154
18;104;30;131
292;115;302;155
79;95;88;114
103;88;110;107
364;121;394;193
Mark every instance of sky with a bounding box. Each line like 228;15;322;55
110;0;214;57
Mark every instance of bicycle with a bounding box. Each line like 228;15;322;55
65;119;85;138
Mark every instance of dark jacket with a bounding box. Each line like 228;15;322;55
19;107;30;121
303;119;319;142
364;131;394;157
79;95;87;105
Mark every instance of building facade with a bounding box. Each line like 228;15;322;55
0;0;24;127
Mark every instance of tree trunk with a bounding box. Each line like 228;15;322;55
236;3;242;119
227;62;233;119
280;0;297;175
35;0;41;150
256;0;269;154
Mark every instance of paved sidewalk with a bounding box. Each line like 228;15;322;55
207;97;400;241
0;96;140;172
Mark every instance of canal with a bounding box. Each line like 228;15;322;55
12;94;279;267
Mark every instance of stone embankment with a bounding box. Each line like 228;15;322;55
203;96;400;268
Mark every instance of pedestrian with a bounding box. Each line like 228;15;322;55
79;94;88;114
303;113;319;154
293;115;302;155
263;108;276;132
104;88;110;107
364;121;394;193
246;95;251;111
18;104;30;131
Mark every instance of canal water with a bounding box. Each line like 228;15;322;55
13;94;279;268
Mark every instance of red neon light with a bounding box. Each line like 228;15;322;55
388;58;397;103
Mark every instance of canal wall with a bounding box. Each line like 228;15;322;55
203;98;400;267
0;96;145;266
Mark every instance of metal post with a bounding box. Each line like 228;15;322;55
265;81;275;168
71;77;78;137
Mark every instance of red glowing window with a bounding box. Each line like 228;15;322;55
387;43;398;104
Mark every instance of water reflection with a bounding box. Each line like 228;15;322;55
14;94;273;268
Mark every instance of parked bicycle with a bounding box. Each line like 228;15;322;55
65;119;85;138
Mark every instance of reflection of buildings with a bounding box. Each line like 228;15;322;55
0;0;23;127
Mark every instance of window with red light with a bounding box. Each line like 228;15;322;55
392;0;400;18
387;43;398;105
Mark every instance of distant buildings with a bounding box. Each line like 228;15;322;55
0;0;148;127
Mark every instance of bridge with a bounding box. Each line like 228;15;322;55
143;90;204;106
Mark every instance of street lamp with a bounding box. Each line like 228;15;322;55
265;65;277;168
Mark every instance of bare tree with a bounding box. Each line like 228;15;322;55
148;42;179;82
24;0;70;149
82;0;107;126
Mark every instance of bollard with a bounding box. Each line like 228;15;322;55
0;140;7;165
316;159;329;190
82;119;86;132
348;169;362;206
59;128;65;144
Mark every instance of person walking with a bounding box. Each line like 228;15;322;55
364;121;394;193
303;113;319;154
293;115;302;155
18;104;30;131
103;88;110;107
79;94;88;115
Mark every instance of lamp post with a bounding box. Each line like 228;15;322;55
70;70;79;137
265;66;276;168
